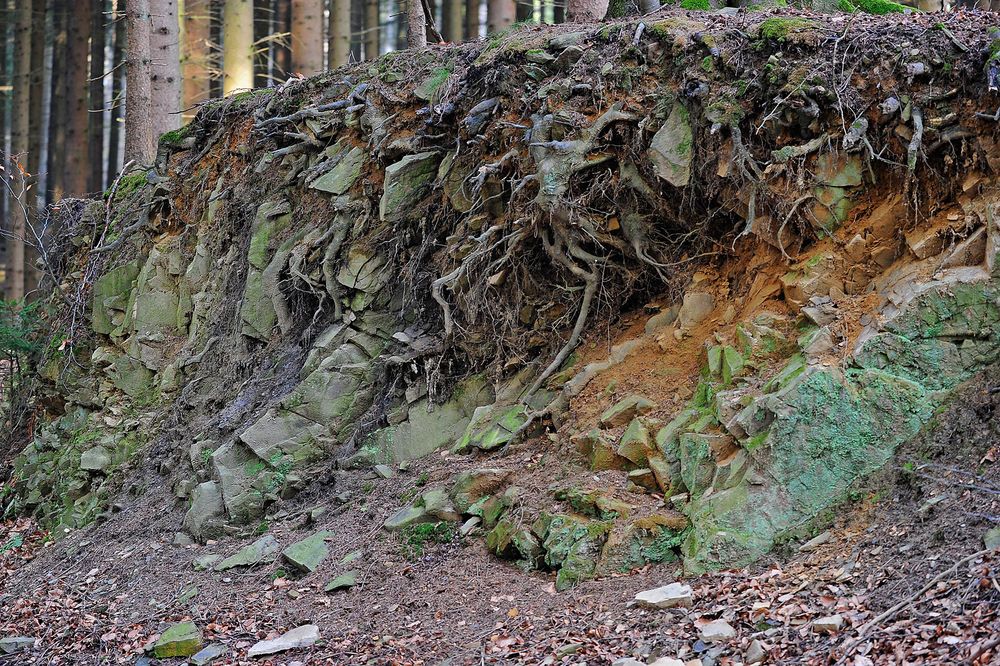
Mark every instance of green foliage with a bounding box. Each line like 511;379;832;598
105;171;148;201
0;300;41;359
680;0;711;9
399;521;455;559
0;533;24;554
845;0;908;13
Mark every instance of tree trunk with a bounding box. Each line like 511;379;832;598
407;0;427;47
0;4;8;228
273;0;291;78
567;0;607;20
425;0;437;40
180;0;211;117
364;0;379;59
464;0;479;39
9;0;31;300
351;0;363;61
291;0;324;76
223;0;254;94
553;0;565;23
28;0;45;199
64;0;93;196
443;0;462;41
149;0;181;137
108;0;125;180
125;0;156;164
329;0;351;68
515;0;532;22
638;0;660;12
89;0;107;193
253;0;269;87
487;0;514;34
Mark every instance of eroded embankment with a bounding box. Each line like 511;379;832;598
3;8;1000;594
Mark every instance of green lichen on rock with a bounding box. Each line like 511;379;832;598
379;152;441;222
152;621;203;658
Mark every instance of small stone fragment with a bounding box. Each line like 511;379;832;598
459;516;481;537
192;554;221;571
374;464;394;479
600;395;656;428
813;614;844;634
80;446;111;471
152;621;203;658
247;625;320;657
984;526;1000;550
699;619;736;643
745;639;766;665
0;637;35;654
634;582;693;609
649;659;686;666
324;570;358;592
190;643;227;666
798;530;833;552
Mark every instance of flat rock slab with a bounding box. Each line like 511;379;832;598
152;621;203;658
190;642;227;665
247;624;320;657
634;582;693;609
0;636;36;654
215;535;279;571
813;614;844;634
324;570;358;592
282;531;332;573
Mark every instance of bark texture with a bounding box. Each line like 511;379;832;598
329;0;352;68
180;0;211;117
364;0;380;59
223;0;254;94
464;0;479;39
407;0;427;47
65;0;93;196
89;0;107;193
108;2;125;179
567;0;608;21
150;0;181;136
125;0;156;164
291;0;324;76
9;0;32;300
486;0;514;34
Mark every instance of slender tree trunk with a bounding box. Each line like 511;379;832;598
149;0;180;137
487;0;514;33
567;0;607;20
515;0;532;21
273;0;291;77
27;0;45;199
223;0;254;94
464;0;479;38
89;0;107;193
407;0;426;47
0;4;8;229
9;0;32;300
47;0;66;204
180;0;210;117
553;0;565;23
351;0;363;60
443;0;462;41
253;0;269;87
425;0;437;40
291;0;324;76
364;0;379;59
329;0;351;68
108;0;125;179
64;0;92;196
125;0;155;164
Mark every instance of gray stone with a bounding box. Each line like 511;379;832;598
649;103;693;187
645;305;679;335
384;505;431;530
281;531;332;573
192;554;221;571
152;621;202;658
374;464;394;479
182;481;226;541
214;535;280;571
0;637;35;654
459;516;481;537
634;582;693;609
984;526;1000;550
745;639;766;665
310;146;365;195
699;619;736;643
190;643;227;666
80;446;111;472
379;152;441;222
798;530;833;553
600;395;656;428
247;624;320;657
324;570;358;592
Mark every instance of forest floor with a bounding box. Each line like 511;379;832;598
3;370;1000;666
